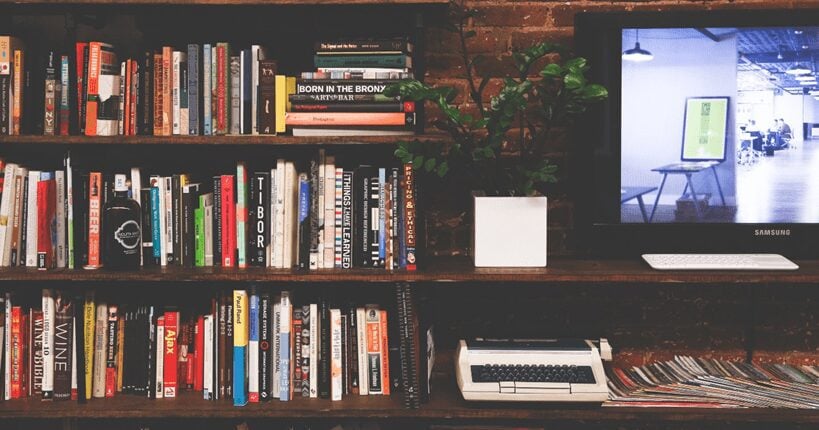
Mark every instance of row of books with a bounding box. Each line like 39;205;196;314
605;355;819;409
0;36;419;138
0;289;421;405
289;38;416;137
0;152;419;270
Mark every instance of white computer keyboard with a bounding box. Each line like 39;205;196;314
642;254;799;270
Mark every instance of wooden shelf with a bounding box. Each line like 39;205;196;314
0;134;446;146
2;258;819;284
0;377;816;422
0;0;448;5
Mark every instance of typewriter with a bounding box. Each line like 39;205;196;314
455;338;612;402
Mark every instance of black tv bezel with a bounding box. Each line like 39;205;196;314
573;9;819;258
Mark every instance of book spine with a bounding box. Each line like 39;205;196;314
29;310;42;397
334;167;343;268
58;55;70;135
308;303;318;398
129;60;138;135
378;169;386;267
203;315;213;399
248;292;259;403
44;51;58;135
341;171;353;269
330;309;342;401
380;309;390;395
25;171;39;268
249;172;269;267
402;164;417;270
236;163;247;268
161;47;172;136
84;43;100;136
10;306;20;398
163;311;178;398
289;94;400;103
180;55;188;135
272;161;285;268
258;60;276;134
314;54;410;69
92;44;119;136
315;40;412;52
347;307;359;394
354;167;371;268
140;188;154;265
202;45;212;136
18;175;27;267
182;183;199;267
220;175;235;267
154;316;164;398
204;199;213;266
292;308;303;398
139;51;152;135
195;204;204;267
318;299;330;399
172;51;181;135
55;171;66;268
356;307;368;395
86;172;102;268
53;295;73;400
297;173;310;270
365;306;382;394
115;310;124;393
309;156;321;270
241;49;251;134
65;156;74;269
171;175;182;266
368;171;381;267
278;293;291;401
37;177;55;270
300;305;310;397
92;303;107;398
163;178;173;264
152;53;162;135
187;44;199;135
104;306;117;397
117;62;125;135
10;170;24;267
82;293;94;400
258;294;270;401
216;44;227;134
230;55;240;134
42;290;55;399
285;112;414;127
290;102;409;113
232;290;248;406
212;176;222;266
271;302;280;399
274;75;287;134
251;45;263;134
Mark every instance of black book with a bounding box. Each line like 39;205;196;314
341;171;353;269
68;45;80;135
0;73;9;135
241;48;252;134
53;293;73;400
139;51;154;135
73;292;86;404
347;306;359;393
182;182;200;267
297;172;311;270
22;50;46;135
171;174;182;265
140;188;156;265
249;171;269;267
315;39;412;53
212;176;222;266
120;308;131;394
353;166;376;267
318;298;331;399
19;176;28;266
79;44;89;135
225;299;234;399
259;292;271;400
309;156;320;270
74;172;89;267
136;306;151;397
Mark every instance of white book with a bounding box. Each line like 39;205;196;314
42;289;55;399
239;50;247;134
155;317;164;398
96;73;121;136
236;162;247;268
204;203;214;266
279;292;291;401
71;318;78;398
25;170;40;267
92;303;107;398
267;168;276;267
130;168;142;266
308;303;318;398
334;167;343;268
356;307;369;395
4;294;11;400
164;177;173;264
203;315;213;399
273;160;286;268
156;177;168;266
0;163;18;267
284;161;299;268
65;154;74;269
330;309;342;401
250;45;265;135
315;150;326;270
203;44;212;136
272;301;280;398
172;51;182;135
118;62;126;135
55;170;66;268
323;157;336;268
291;128;415;137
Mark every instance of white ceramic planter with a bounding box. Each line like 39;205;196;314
472;196;548;267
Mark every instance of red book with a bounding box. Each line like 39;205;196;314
163;310;179;398
194;316;204;392
123;60;131;136
216;44;227;134
37;178;56;270
87;172;102;268
379;310;390;396
153;52;163;136
76;42;87;130
220;175;235;267
20;312;29;398
104;305;118;397
11;306;22;399
284;112;414;126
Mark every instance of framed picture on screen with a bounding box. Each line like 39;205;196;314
681;96;729;161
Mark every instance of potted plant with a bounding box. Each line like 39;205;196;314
385;1;607;267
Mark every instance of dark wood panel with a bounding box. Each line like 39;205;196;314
0;0;447;4
0;134;447;146
1;258;819;283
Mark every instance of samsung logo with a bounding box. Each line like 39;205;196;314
754;229;791;237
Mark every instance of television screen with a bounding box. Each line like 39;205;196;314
620;26;819;225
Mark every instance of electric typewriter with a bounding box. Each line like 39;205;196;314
455;338;612;402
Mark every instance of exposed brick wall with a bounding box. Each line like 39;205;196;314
422;0;819;257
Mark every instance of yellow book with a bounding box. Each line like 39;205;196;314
12;49;23;135
232;290;248;405
116;316;125;392
83;292;95;400
286;76;296;112
275;75;287;134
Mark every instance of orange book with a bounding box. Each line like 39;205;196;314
162;47;172;136
284;112;414;126
153;52;163;136
379;309;390;395
11;49;23;135
10;306;21;399
86;172;102;268
84;42;101;135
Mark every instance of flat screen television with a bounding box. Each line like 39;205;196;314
573;9;819;257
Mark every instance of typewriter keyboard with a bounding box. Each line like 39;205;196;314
471;364;596;384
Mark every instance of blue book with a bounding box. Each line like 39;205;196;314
378;168;386;265
233;290;249;406
151;186;161;258
203;44;212;136
248;291;259;402
187;44;199;135
279;292;291;401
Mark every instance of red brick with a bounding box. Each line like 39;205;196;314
468;2;551;28
510;28;575;51
426;27;511;55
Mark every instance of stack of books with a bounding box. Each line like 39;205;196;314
0;289;407;404
0;150;419;271
606;355;819;408
0;38;291;136
287;38;416;137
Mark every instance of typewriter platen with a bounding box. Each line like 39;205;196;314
455;338;612;402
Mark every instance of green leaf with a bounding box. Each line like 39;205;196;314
581;84;609;100
540;63;563;78
436;161;449;177
564;57;587;73
413;155;425;167
424;157;437;172
394;146;410;160
564;72;585;90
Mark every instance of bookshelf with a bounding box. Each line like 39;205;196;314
1;1;817;429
